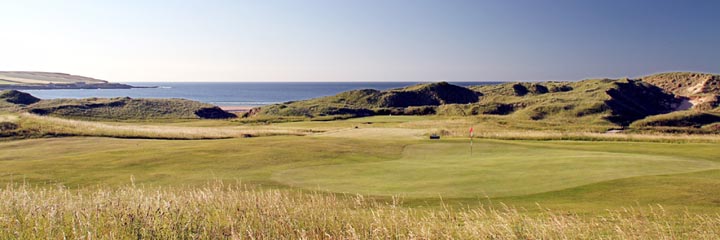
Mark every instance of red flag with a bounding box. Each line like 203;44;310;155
469;127;474;137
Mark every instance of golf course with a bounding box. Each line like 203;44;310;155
2;115;719;209
1;75;720;238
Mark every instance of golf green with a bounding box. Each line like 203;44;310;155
274;140;720;197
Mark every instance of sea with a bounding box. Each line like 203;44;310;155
22;82;501;107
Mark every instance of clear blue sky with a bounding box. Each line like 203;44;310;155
1;0;718;82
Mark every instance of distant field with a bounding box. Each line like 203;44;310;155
0;71;107;85
0;79;18;85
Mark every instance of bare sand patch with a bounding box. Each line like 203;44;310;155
219;106;254;113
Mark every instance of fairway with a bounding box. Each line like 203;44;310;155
274;140;720;197
1;135;719;206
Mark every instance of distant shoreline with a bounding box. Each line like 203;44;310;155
0;83;156;90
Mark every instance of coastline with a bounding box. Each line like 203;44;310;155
0;83;156;90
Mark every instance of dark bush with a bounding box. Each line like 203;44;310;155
512;84;529;96
403;106;437;115
194;107;236;119
0;122;18;131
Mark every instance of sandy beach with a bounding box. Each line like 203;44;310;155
219;106;254;113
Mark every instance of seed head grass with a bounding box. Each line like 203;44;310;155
1;182;719;239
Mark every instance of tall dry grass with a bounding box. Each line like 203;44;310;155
1;182;718;239
421;125;720;143
0;114;19;123
17;113;310;139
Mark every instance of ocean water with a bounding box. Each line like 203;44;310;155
22;82;500;106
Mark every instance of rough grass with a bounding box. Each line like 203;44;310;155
14;113;307;139
337;115;720;143
1;182;719;239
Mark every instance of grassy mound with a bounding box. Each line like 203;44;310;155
470;78;679;125
640;72;720;96
640;72;720;111
632;111;720;127
0;90;40;105
256;82;479;118
28;97;235;120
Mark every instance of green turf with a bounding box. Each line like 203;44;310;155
1;135;719;211
273;140;719;198
0;136;408;187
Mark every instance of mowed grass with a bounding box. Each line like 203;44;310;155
0;136;408;187
1;133;720;212
274;140;720;198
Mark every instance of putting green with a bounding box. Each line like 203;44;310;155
273;141;720;197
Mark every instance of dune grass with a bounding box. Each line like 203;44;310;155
3;182;719;239
27;97;230;120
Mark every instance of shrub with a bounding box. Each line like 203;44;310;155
0;121;18;131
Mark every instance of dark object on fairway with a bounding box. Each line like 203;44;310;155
241;134;253;138
354;126;359;129
429;134;440;140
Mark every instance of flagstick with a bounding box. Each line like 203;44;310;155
469;127;474;157
470;136;473;156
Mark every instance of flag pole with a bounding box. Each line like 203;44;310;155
469;126;474;156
